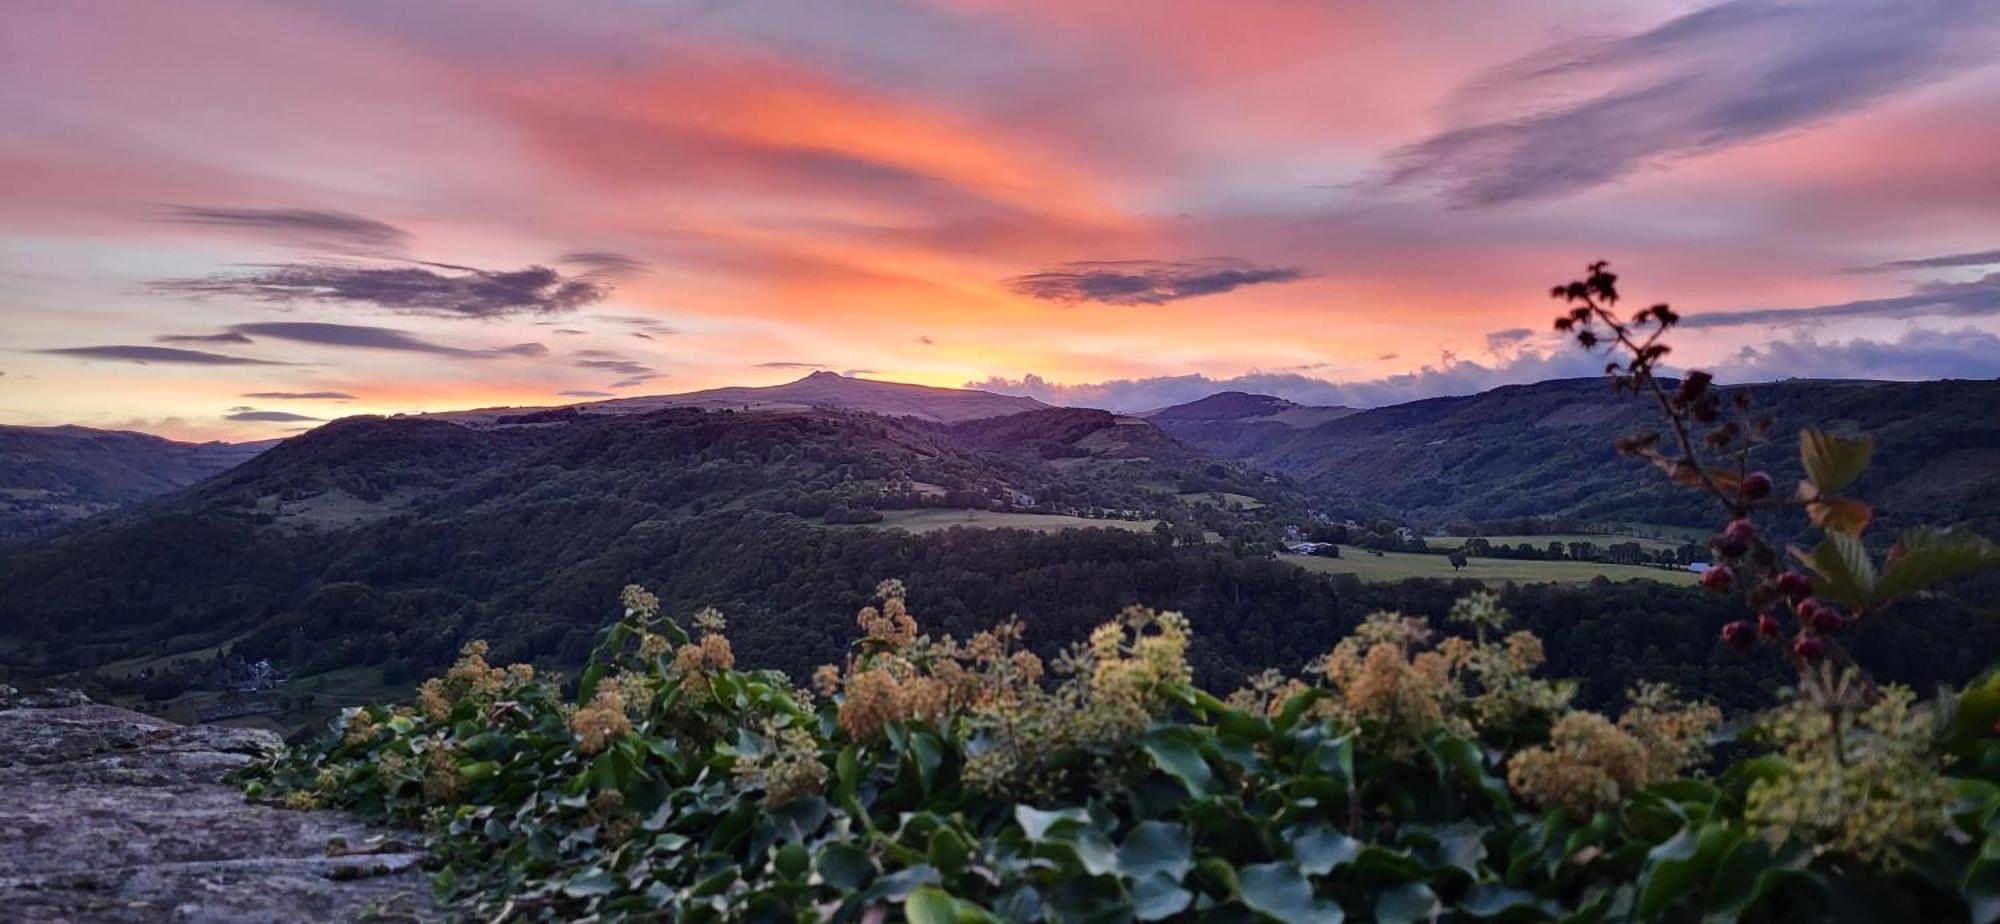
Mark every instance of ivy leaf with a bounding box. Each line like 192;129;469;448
1141;727;1214;798
1131;872;1194;921
906;887;959;924
1374;882;1440;924
1015;805;1089;843
1792;533;1876;609
1284;823;1360;876
817;843;871;891
1799;429;1873;496
1875;527;2000;602
929;828;971;878
1118;821;1194;882
562;867;620;898
1238;862;1343;923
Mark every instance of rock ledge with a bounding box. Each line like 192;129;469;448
0;686;432;922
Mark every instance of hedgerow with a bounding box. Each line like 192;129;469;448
243;266;2000;921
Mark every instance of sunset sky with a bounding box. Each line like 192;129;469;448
4;0;1999;440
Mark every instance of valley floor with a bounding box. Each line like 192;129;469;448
1282;548;1700;586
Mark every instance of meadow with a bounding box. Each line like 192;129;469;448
1283;547;1700;586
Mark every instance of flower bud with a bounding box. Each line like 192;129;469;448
1699;565;1734;593
1774;571;1813;601
1721;621;1756;650
1791;635;1825;660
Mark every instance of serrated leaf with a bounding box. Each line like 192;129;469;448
1876;527;2000;602
1806;497;1873;536
1793;533;1876;609
1799;429;1873;495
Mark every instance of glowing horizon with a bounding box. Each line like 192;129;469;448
4;0;1999;441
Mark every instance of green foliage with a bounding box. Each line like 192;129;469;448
242;587;2000;922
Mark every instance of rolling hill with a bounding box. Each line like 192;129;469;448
0;425;274;542
1143;391;1358;458
433;371;1049;426
0;403;1298;681
1150;377;2000;535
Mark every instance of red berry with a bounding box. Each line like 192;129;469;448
1806;604;1844;634
1700;565;1734;592
1721;621;1756;650
1741;471;1772;501
1774;571;1814;601
1715;518;1758;558
1758;612;1781;637
1792;635;1825;660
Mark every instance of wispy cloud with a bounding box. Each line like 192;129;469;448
154;260;609;319
157;331;254;344
559;250;649;278
593;314;678;337
755;361;825;369
230;321;548;359
1005;258;1308;305
34;345;290;366
558;389;615;398
1855;249;2000;273
161;205;409;254
241;390;354;400
224;407;322;422
1682;271;2000;328
1385;0;2000;206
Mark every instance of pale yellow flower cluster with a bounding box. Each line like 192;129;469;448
1318;611;1463;756
732;720;829;807
1507;683;1720;817
570;688;634;755
1619;682;1722;782
818;582;1183;800
672;633;736;679
422;745;465;801
1507;712;1649;816
415;640;533;722
340;709;376;746
1745;683;1950;869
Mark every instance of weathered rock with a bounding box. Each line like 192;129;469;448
0;690;434;922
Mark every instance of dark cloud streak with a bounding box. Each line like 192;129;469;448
230;322;548;359
34;345;290;366
154;261;609;319
162;205;409;254
1006;258;1307;305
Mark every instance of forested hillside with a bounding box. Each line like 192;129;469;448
1152;377;2000;535
0;405;1303;681
0;424;273;541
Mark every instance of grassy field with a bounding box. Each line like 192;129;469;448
113;663;411;735
860;508;1162;534
1283;547;1699;586
1423;533;1687;553
1177;491;1264;510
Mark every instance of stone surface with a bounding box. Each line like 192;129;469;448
0;687;433;922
